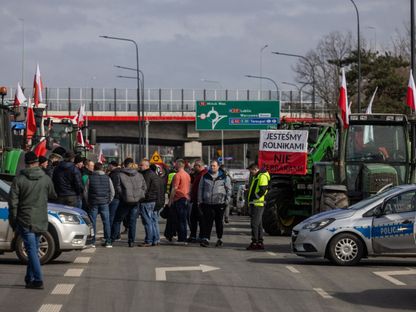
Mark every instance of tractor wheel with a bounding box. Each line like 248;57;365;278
320;190;349;212
262;188;295;236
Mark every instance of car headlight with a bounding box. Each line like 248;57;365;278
58;212;81;224
302;218;335;231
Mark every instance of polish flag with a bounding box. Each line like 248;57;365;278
338;68;349;129
98;148;106;163
73;104;86;127
76;129;84;146
406;70;416;111
33;139;48;157
14;82;27;107
33;64;43;107
26;100;37;139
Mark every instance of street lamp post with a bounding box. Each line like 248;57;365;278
116;69;148;158
349;0;361;112
245;75;279;99
100;35;143;160
271;51;316;117
259;44;268;94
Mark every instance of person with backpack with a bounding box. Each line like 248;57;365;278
111;159;147;247
198;160;231;248
246;163;270;250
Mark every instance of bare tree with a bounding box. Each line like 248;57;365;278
391;23;410;61
293;31;353;108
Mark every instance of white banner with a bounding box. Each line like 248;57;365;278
260;130;309;153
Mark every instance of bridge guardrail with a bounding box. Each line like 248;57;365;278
7;87;337;118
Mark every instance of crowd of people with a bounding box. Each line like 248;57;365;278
9;148;271;289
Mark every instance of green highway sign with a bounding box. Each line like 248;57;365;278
195;100;280;131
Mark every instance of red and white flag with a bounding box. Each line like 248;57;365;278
14;82;27;107
406;70;416;111
76;130;84;146
98;148;106;163
338;68;349;129
73;104;86;127
33;63;43;107
26;99;37;139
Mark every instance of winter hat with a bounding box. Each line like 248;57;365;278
25;151;39;164
38;155;48;165
52;146;66;156
74;154;85;164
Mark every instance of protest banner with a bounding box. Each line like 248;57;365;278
258;130;309;175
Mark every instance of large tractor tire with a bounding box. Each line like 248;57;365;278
263;188;295;236
320;188;349;212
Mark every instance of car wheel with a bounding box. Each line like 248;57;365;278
328;233;363;266
15;231;56;265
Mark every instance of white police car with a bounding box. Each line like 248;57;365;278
0;179;93;264
292;184;416;265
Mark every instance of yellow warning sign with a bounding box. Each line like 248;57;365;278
150;151;163;164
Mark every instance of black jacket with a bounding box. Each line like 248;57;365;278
87;171;113;205
52;161;83;197
141;169;163;204
109;167;121;199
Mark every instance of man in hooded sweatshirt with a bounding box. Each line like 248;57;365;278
9;151;57;289
111;158;147;247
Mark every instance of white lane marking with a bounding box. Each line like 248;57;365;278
64;268;84;277
74;257;91;264
373;268;416;286
51;283;75;295
286;265;300;274
313;288;333;299
38;304;62;312
267;251;277;256
155;265;220;281
81;248;96;253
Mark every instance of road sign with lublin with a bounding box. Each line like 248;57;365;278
196;101;280;130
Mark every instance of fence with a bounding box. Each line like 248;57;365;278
7;87;337;117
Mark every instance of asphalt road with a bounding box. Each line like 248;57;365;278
1;216;416;312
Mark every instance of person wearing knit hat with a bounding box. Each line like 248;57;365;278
24;151;39;164
39;156;48;168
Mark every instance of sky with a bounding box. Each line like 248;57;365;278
0;0;410;91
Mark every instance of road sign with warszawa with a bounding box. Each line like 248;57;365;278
196;100;280;130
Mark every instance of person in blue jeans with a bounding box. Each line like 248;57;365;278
139;160;165;246
9;151;57;289
108;161;122;234
84;162;115;248
111;159;147;247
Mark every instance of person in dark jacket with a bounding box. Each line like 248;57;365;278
52;151;83;208
139;160;163;246
108;160;122;234
84;162;115;248
150;164;166;245
198;160;231;247
188;160;207;243
9;151;57;289
111;160;146;247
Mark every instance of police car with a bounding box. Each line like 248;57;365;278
292;184;416;265
0;179;93;264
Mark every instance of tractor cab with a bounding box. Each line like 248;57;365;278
343;114;410;204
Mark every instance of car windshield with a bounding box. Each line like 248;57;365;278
347;187;400;210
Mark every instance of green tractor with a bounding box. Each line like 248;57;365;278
262;123;337;235
313;113;416;214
